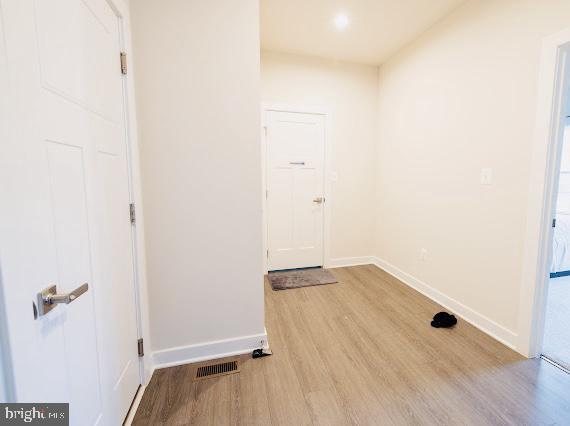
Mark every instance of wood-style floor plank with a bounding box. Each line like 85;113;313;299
133;265;570;425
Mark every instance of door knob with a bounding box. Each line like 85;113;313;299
36;283;89;317
313;197;324;204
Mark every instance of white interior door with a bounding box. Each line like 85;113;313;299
0;0;140;424
266;110;326;271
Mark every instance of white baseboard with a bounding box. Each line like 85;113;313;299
369;257;519;351
326;256;375;269
152;331;268;370
264;256;373;274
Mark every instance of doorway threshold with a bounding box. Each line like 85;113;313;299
540;355;570;375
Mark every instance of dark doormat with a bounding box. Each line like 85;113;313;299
268;268;338;291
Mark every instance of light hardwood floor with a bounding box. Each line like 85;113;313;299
133;265;570;425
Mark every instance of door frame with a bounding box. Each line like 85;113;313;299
113;0;154;389
261;103;332;274
0;0;153;401
519;28;570;358
0;0;12;401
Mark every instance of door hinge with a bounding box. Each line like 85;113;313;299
553;218;557;228
266;189;268;199
120;52;127;75
129;203;136;225
266;249;269;259
137;338;144;357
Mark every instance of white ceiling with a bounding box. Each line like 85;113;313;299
260;0;466;65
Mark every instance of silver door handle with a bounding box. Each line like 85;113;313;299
36;283;89;317
289;161;305;165
313;197;324;204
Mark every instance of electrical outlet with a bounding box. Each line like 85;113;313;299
480;168;493;185
420;248;427;261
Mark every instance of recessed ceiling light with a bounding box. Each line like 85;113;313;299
334;13;350;31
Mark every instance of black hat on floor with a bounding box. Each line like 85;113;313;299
431;311;457;328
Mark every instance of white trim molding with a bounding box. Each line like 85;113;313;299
326;256;375;269
116;0;154;387
370;257;519;351
518;28;570;358
152;331;269;370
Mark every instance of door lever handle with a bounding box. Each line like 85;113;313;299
36;283;88;317
46;283;88;304
313;197;324;204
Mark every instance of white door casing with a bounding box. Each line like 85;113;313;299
266;110;326;271
519;30;570;357
0;0;140;423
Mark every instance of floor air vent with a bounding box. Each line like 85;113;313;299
193;360;239;381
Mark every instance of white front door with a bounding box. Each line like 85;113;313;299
266;110;326;271
0;0;139;424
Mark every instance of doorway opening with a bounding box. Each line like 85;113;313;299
524;35;570;367
543;105;570;371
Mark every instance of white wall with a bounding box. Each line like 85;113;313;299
374;0;570;349
261;51;378;264
130;0;266;365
